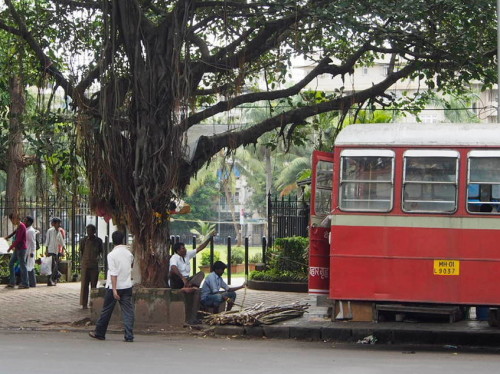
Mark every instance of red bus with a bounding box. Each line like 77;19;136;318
309;123;500;322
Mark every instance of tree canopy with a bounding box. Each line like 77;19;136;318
0;0;496;285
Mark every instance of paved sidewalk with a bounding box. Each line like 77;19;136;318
0;281;313;330
0;283;89;329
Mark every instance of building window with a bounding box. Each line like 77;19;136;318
339;149;394;212
419;113;439;123
490;90;498;102
402;150;459;213
467;151;500;214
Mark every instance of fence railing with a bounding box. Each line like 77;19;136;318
0;197;112;277
171;235;267;285
267;193;309;247
1;193;308;280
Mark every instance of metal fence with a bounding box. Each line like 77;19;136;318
172;235;267;285
1;193;308;278
267;193;309;247
0;197;112;276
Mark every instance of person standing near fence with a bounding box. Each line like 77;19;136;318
4;213;29;289
79;224;103;309
24;216;37;288
45;217;65;286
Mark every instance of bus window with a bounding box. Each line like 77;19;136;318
315;160;333;215
467;151;500;214
339;149;394;212
402;150;458;213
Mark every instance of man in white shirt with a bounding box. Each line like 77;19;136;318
168;232;214;289
89;231;134;342
24;216;38;287
44;217;65;286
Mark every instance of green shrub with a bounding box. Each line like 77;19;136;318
230;247;244;265
201;250;220;266
269;236;309;273
0;256;9;278
249;269;307;283
249;253;262;263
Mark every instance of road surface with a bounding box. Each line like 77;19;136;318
0;330;498;374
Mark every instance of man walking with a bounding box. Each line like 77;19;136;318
89;231;134;342
4;213;29;289
44;217;65;286
79;224;103;309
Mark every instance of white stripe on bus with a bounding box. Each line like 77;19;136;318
331;214;500;230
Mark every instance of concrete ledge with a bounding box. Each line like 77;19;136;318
90;287;200;329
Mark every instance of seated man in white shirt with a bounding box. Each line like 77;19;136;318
169;233;214;289
200;261;245;312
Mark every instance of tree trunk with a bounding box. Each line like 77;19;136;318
5;75;25;215
132;219;170;287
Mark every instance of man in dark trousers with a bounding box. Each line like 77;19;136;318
89;231;134;342
79;224;103;309
201;261;245;312
4;213;29;289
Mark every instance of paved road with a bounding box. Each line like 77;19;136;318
1;330;499;374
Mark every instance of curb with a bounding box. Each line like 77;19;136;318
211;324;500;347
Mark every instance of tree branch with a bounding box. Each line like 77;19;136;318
182;47;380;131
52;0;101;10
115;0;153;71
183;57;335;129
75;42;116;95
0;19;22;36
4;0;87;107
185;62;419;180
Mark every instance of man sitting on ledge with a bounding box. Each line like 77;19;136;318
168;232;214;290
200;261;245;312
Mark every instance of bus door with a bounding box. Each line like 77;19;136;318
309;150;334;294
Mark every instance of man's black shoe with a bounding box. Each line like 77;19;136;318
89;331;105;340
123;338;134;342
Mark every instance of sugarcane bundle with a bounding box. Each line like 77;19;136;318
203;302;309;326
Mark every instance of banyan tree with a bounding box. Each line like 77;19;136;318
0;0;496;286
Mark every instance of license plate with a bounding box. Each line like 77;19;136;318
433;260;460;276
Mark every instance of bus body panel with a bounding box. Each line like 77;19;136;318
321;123;500;306
330;223;500;305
